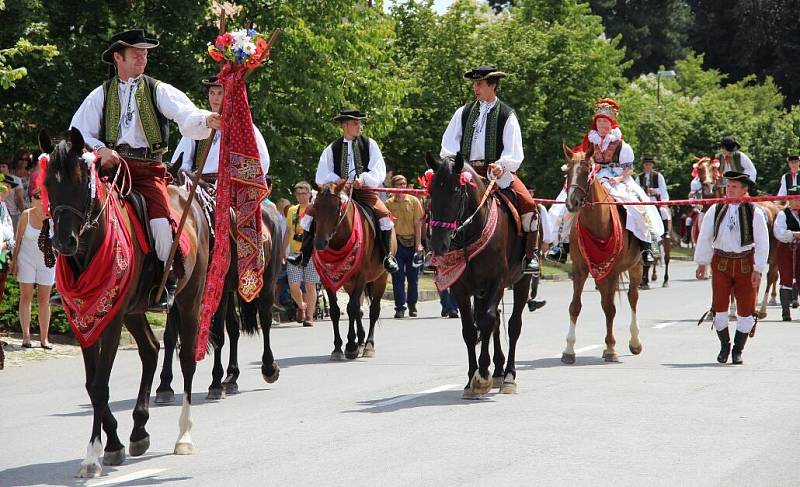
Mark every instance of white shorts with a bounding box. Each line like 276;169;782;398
287;261;320;285
17;257;55;286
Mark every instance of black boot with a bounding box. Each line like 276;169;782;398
523;231;540;276
716;327;731;364
731;330;748;365
545;242;569;264
380;229;400;273
639;240;655;265
792;285;799;308
151;269;178;312
287;226;315;267
780;288;792;321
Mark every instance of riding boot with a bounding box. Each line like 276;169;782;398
639;239;655;265
731;330;749;365
780;288;792;321
716;327;731;364
545;242;569;264
380;229;400;273
151;269;178;312
523;231;540;276
792;285;799;308
287;227;315;267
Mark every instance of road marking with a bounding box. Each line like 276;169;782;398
90;468;167;486
372;384;462;407
653;321;678;329
549;344;603;359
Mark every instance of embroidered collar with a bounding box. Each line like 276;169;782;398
588;127;622;151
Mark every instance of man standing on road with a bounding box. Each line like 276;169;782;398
386;174;424;318
772;185;800;321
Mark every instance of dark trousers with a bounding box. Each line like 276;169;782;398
392;244;419;310
439;289;458;313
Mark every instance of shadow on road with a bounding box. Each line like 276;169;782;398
0;453;189;486
661;362;726;368
51;390;263;417
251;355;336;369
343;390;493;414
517;356;614;369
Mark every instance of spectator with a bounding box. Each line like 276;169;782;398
284;181;320;326
11;149;32;209
386;174;424;318
1;160;26;230
0;178;16;301
10;177;54;349
439;289;459;318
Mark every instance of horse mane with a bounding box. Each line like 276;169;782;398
47;140;82;183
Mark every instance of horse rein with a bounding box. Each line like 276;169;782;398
319;183;355;243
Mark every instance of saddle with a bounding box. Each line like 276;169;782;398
493;188;524;237
351;198;378;241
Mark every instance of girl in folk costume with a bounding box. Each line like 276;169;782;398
772;185;800;320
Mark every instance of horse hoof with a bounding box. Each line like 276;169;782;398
206;388;226;401
462;388;483;400
174;442;194;455
76;462;102;478
129;436;150;457
470;371;492;395
263;362;281;384
561;353;576;365
222;382;239;395
357;344;365;357
603;352;620;363
102;447;126;466
757;311;767;320
154;390;175;404
500;380;518;395
629;344;643;355
491;376;504;389
362;343;375;358
662;282;669;288
331;351;345;361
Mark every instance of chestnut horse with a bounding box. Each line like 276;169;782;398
426;153;532;398
41;128;209;477
312;181;394;360
561;146;643;363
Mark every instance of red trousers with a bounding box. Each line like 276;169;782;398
127;158;172;221
711;253;757;316
776;242;800;287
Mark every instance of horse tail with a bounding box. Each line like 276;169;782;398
239;297;260;336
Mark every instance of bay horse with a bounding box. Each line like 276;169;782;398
426;153;532;398
561;145;643;363
40;128;209;477
312;181;393;360
155;169;282;402
690;156;780;317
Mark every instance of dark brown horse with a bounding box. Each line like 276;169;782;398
561;145;643;363
41;128;210;477
426;153;532;398
312;181;394;360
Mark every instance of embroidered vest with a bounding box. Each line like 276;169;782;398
193;136;214;171
591;140;623;165
784;172;798;192
784;208;800;232
637;171;661;190
331;136;370;179
720;151;742;173
713;203;755;246
101;75;169;153
459;100;513;162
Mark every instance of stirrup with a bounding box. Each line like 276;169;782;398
384;256;400;273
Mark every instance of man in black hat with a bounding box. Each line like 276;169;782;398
440;65;539;275
170;76;270;184
287;108;399;273
694;171;768;365
776;155;800;196
718;136;756;186
70;29;221;310
772;185;800;320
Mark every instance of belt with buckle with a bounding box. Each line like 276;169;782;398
115;145;164;162
714;248;754;259
470;159;487;167
200;173;218;185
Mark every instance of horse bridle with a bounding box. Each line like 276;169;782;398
566;159;597;208
317;184;354;243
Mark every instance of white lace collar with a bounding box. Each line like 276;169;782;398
588;128;622;151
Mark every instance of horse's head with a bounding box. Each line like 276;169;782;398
39;127;97;256
425;152;473;256
692;156;721;198
562;144;595;212
312;180;348;251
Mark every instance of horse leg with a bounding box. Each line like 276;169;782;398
501;276;531;394
491;324;505;389
598;277;619;362
207;293;227;400
562;272;588;364
154;314;177;404
222;293;241;395
173;306;197;455
125;314;160;457
663;239;671;288
452;288;480;399
329;289;344;361
345;285;365;360
627;265;643;355
77;344;102;478
364;276;388;358
355;286;367;357
470;284;502;396
260;285;280;383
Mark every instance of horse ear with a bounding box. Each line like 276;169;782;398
453;152;464;173
692;156;701;163
68;127;85;153
38;130;53;155
692;162;699;169
562;143;573;159
425;152;439;171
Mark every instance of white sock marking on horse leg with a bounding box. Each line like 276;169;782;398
77;437;103;478
629;311;641;349
175;398;193;450
564;320;577;355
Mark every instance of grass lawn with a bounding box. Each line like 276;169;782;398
146;312;167;328
668;244;694;259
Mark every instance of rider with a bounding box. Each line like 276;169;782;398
287;108;399;273
637;155;672;244
718;136;757;186
171;76;270;184
773;185;800;321
695;171;769;365
547;98;663;264
69;29;221;310
776;155;800;196
440;65;539;275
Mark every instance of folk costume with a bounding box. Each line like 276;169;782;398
694;171;769;364
637;156;671;235
288;109;399;273
772;185;800;321
440;65;539;274
776;155;800;196
170;77;270;184
70;29;214;309
718;136;757;186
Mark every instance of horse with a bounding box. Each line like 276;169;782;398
561;145;644;363
426;153;532;398
40;128;210;477
312;181;393;361
155;167;282;402
689;156;780;317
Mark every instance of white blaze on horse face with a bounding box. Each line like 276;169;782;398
564;320;577;355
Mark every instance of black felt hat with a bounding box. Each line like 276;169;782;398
463;65;507;81
102;29;159;64
642;155;655;164
723;170;756;192
787;155;800;162
333;108;367;122
201;76;222;87
719;136;741;151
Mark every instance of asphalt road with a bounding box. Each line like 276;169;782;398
1;260;799;487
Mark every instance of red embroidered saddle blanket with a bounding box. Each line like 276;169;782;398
575;201;623;282
312;203;366;292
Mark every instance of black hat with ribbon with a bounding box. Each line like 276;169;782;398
333;108;367;122
463;65;507;81
102;29;160;64
719;136;741;151
723;170;755;192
